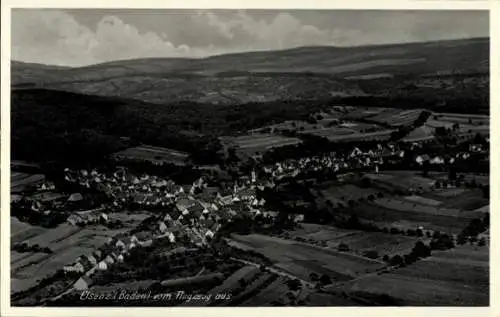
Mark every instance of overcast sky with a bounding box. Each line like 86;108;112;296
11;9;488;67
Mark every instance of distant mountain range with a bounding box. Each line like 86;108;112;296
11;37;489;105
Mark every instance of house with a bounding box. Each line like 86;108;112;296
262;211;278;218
110;252;120;262
115;239;126;249
132;232;154;246
205;229;215;239
188;203;205;219
415;154;430;165
78;255;94;271
116;254;124;262
63;262;85;273
85;266;96;277
293;214;305;222
67;214;84;226
176;198;195;212
163;213;172;222
97;260;108;271
68;193;84;202
430;156;445;165
93;250;102;261
74;276;93;290
100;213;109;222
169;209;182;222
158;221;168;233
104;255;115;265
167;232;176;243
201;218;214;230
86;254;97;266
237;187;256;201
209;223;220;233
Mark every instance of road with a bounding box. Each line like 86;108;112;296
230;257;314;288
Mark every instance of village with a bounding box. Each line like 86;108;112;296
10;119;490;306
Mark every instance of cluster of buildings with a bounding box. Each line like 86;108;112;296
259;136;489;181
259;144;403;180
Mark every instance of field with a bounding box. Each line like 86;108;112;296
287;224;422;258
425;113;490;139
324;130;394;142
320;184;380;207
403;195;441;206
11;221;128;294
365;171;436;192
229;234;386;282
113;145;189;165
402;125;435;142
368;109;423;127
423;189;488;211
11;172;45;193
241;276;290;306
221;133;302;156
353;199;482;234
89;280;157;294
11;217;48;243
337;244;489;306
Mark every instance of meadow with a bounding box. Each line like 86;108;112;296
287;224;421;258
221;133;302;156
11;221;129;294
337;244;489;306
229;234;386;282
113;145;189;165
11;172;45;193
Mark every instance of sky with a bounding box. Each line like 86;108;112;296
11;9;489;67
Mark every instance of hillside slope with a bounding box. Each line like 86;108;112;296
11;38;489;105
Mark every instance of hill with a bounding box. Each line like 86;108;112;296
11;38;489;105
10;88;343;165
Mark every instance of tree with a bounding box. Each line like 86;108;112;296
483;213;490;228
363;250;379;259
338;243;349;252
390;228;400;235
432;231;442;239
309;273;320;282
389;255;404;266
238;278;247;287
448;167;457;181
412;241;431;258
348;200;355;209
478;237;486;247
457;234;467;245
319;274;332;286
404;254;417;265
286;279;301;291
406;229;416;237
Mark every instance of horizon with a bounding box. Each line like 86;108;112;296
11;36;490;69
11;9;489;67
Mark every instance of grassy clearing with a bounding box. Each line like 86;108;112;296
366;172;436;192
353;202;476;233
340;273;487;306
242;276;289;305
403;195;441;206
230;234;385;281
321;184;380;203
114;145;189;165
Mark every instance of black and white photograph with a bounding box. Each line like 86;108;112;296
5;7;491;308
